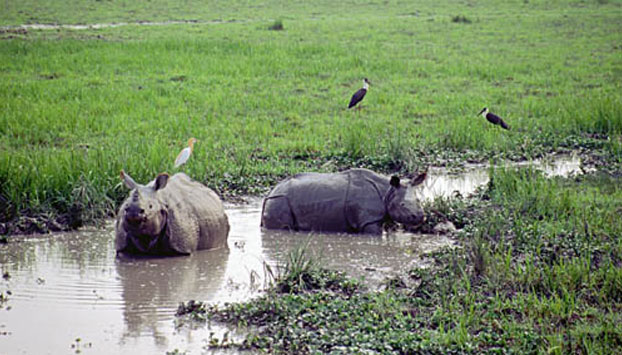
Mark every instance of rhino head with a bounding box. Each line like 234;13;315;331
384;172;427;227
119;170;170;253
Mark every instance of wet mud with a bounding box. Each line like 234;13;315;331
0;201;453;354
0;154;587;354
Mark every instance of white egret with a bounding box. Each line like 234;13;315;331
174;138;197;168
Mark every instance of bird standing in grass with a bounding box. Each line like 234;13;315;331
348;78;370;110
174;138;197;168
478;107;510;130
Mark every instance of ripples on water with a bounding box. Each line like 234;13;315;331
0;154;585;354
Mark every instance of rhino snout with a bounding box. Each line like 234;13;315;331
398;210;424;226
389;200;425;227
125;206;146;225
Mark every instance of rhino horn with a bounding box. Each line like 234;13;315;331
120;170;139;189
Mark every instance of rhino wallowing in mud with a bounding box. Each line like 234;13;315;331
261;168;426;234
115;171;229;255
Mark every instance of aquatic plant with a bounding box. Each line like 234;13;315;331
196;169;622;353
262;239;360;295
0;290;10;310
176;299;209;322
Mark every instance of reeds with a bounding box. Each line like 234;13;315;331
1;0;620;232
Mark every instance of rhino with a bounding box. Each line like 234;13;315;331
115;171;229;256
261;168;427;234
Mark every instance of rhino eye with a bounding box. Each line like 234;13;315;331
149;204;153;209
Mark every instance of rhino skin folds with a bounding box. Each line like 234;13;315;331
261;168;425;235
115;171;229;256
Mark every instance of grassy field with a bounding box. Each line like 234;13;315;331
2;0;621;353
181;169;622;353
1;0;621;233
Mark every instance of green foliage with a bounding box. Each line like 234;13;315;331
264;240;360;295
1;0;621;232
267;19;284;31
451;15;472;24
1;0;621;351
196;170;622;354
176;300;209;322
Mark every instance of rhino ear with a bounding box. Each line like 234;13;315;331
120;170;139;190
410;171;427;186
154;173;169;191
390;175;401;188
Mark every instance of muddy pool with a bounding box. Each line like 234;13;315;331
0;154;585;354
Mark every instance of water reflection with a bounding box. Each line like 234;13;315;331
0;201;452;354
0;153;587;354
260;229;453;286
419;153;585;200
116;250;229;347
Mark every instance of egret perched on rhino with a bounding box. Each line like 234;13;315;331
261;168;427;234
115;170;229;256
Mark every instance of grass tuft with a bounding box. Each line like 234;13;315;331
267;19;284;31
192;169;622;353
451;15;472;24
263;239;359;295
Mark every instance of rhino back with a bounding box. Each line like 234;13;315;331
262;169;393;234
270;172;350;232
161;174;229;253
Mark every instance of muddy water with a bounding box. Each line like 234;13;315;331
0;202;453;354
0;154;585;354
418;153;585;200
1;20;236;32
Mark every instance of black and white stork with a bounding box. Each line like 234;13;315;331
348;78;370;109
478;107;510;130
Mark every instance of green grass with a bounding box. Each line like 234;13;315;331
0;0;621;233
191;169;622;353
2;0;621;351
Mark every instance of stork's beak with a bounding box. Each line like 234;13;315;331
477;108;486;116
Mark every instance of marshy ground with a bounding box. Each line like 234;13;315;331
1;0;621;353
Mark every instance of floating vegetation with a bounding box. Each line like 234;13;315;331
182;170;622;353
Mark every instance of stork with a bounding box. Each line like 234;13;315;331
348;78;370;110
478;107;510;130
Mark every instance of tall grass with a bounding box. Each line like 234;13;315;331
1;0;621;230
195;168;622;353
556;94;622;135
427;170;622;352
